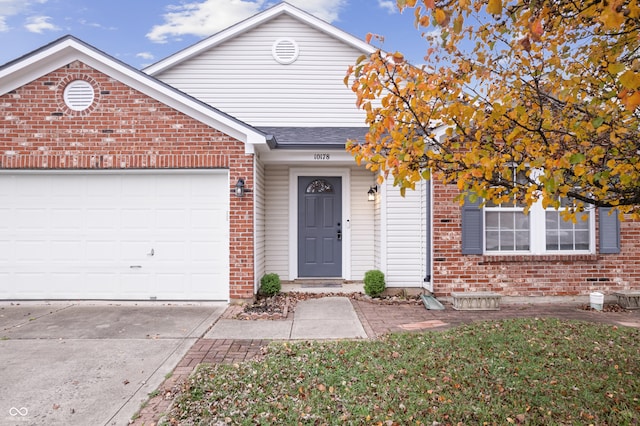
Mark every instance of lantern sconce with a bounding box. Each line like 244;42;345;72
235;178;248;197
367;185;378;201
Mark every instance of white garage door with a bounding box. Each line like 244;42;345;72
0;171;229;300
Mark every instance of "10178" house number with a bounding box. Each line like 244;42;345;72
313;153;330;160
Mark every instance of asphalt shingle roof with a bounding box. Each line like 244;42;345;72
259;127;369;149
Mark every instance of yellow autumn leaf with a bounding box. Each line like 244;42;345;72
486;0;502;15
453;14;464;33
599;5;626;28
434;8;447;25
607;62;626;75
619;70;640;90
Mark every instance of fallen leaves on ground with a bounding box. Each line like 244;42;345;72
167;318;640;425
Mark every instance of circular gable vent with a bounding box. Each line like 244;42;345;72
63;80;95;111
272;38;299;64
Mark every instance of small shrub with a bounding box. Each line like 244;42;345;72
364;270;385;297
260;273;281;296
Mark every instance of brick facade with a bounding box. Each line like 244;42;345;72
432;181;640;298
0;61;255;300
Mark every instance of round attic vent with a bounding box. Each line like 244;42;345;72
63;80;95;111
272;38;299;64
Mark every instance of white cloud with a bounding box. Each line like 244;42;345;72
24;15;59;33
136;52;155;60
78;19;117;31
286;0;346;22
424;28;442;41
146;0;346;43
378;0;397;14
147;0;264;43
0;0;48;16
0;0;46;31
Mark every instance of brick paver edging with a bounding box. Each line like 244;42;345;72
131;339;271;426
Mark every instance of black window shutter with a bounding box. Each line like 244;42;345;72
461;195;483;254
599;207;621;254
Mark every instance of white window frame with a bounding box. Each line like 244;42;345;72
484;200;595;255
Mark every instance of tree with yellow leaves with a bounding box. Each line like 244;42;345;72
346;0;640;218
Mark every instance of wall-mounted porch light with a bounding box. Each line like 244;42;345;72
235;178;245;197
367;185;378;201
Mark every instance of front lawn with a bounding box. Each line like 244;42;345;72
167;318;640;425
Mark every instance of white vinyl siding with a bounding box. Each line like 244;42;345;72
155;14;367;127
263;165;374;281
382;179;427;288
264;165;290;278
254;157;266;289
350;167;376;280
374;182;382;269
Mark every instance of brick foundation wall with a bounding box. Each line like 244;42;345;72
432;181;640;297
0;61;255;300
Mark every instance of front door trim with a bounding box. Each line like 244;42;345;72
289;168;351;280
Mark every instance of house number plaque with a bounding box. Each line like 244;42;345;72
313;153;330;160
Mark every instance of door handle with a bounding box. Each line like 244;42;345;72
147;248;154;257
337;230;342;241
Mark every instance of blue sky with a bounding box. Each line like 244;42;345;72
0;0;431;69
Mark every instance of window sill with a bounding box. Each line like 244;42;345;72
479;254;599;264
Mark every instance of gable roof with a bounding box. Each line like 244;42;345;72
144;1;376;76
0;35;268;152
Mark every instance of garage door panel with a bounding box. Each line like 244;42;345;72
50;241;84;260
85;273;120;296
120;240;154;260
154;242;187;261
191;209;225;229
0;242;9;262
0;208;10;228
0;273;9;297
16;209;48;229
85;175;119;197
157;177;189;197
121;209;153;229
15;241;48;261
86;209;118;229
51;209;83;229
1;172;230;300
51;177;81;196
85;241;118;260
50;273;84;294
156;209;188;229
190;241;221;261
15;273;47;294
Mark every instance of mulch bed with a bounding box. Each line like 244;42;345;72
233;291;422;320
232;293;631;320
578;303;630;312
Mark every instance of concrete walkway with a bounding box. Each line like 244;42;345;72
205;296;367;340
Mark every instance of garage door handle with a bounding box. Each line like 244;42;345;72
147;248;154;257
130;265;142;269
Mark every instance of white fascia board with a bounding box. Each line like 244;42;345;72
258;148;355;165
0;38;267;150
144;3;376;76
0;39;79;94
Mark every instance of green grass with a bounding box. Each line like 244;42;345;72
167;318;640;425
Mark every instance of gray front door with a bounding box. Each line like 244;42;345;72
298;176;342;277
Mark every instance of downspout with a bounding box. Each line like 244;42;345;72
424;178;432;289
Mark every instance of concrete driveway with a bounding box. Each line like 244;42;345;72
0;301;225;426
